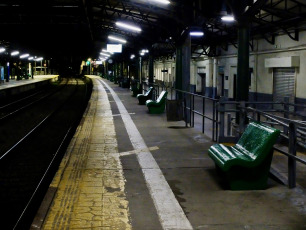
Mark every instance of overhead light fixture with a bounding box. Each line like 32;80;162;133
11;51;19;56
35;57;43;61
190;31;204;37
100;52;111;57
150;0;170;4
130;54;135;59
20;54;30;59
28;56;34;60
221;16;235;22
102;49;113;54
115;22;141;32
108;35;127;44
0;47;5;53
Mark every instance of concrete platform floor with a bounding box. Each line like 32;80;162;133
38;76;306;230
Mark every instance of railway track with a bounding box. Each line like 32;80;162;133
0;76;92;229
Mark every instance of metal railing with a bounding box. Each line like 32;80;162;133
218;99;306;189
142;81;219;141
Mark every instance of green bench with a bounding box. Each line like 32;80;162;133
137;87;154;105
208;122;280;190
146;90;168;114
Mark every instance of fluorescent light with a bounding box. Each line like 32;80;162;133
130;54;135;59
115;22;141;32
11;51;19;56
100;52;111;57
190;31;204;37
221;16;235;22
108;35;127;44
102;49;113;54
20;54;30;59
141;49;149;53
0;47;5;53
150;0;170;4
28;57;34;60
35;57;43;61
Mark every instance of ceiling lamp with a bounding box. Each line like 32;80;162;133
102;49;113;54
150;0;170;4
116;22;141;32
221;16;235;22
108;35;127;44
11;51;19;56
20;54;30;59
190;31;204;37
0;47;5;53
100;52;111;57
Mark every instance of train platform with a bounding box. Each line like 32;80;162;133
0;75;59;100
0;75;59;90
33;75;306;230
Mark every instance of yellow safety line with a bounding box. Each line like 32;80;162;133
42;77;131;229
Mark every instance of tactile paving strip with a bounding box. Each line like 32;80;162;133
42;77;131;229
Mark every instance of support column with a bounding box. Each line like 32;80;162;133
175;45;183;95
236;23;249;101
148;54;154;85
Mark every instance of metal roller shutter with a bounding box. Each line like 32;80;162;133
273;68;295;110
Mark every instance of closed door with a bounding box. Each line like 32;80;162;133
273;68;295;110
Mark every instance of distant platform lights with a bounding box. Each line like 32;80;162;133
140;49;149;56
0;47;5;53
130;54;135;59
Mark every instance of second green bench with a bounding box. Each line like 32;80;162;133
137;87;154;105
146;90;168;114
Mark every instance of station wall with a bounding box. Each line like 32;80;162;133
142;30;306;105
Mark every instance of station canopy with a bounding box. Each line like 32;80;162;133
0;0;305;61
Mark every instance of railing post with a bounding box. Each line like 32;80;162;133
218;97;226;142
202;97;205;134
288;122;297;189
284;96;289;135
192;95;195;127
239;101;247;135
184;96;188;127
227;113;232;136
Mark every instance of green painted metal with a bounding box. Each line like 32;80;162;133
137;87;154;105
149;54;154;84
236;24;249;102
146;91;168;114
208;122;280;190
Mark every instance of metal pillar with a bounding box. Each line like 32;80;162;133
175;45;183;98
149;54;154;85
236;23;249;101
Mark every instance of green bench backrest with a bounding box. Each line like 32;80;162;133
236;122;280;160
145;87;153;96
156;91;168;103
